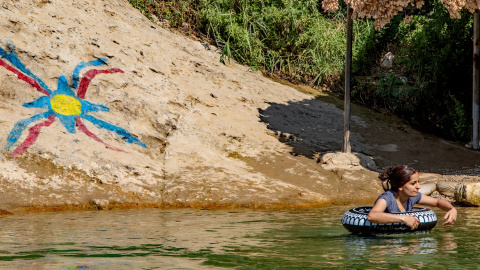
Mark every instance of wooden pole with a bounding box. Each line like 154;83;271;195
343;4;353;153
473;10;480;149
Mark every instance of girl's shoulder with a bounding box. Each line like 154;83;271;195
378;189;395;199
376;190;398;213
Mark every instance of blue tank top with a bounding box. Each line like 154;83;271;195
375;190;422;213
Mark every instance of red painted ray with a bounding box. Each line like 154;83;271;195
75;117;126;152
0;58;50;96
77;68;123;99
12;114;56;158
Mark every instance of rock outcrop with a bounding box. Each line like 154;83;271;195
3;0;480;213
0;0;389;212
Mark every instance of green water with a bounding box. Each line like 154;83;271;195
0;206;477;269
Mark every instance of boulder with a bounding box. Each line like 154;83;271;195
380;52;394;68
419;183;436;196
454;182;480;206
437;181;462;197
319;152;377;171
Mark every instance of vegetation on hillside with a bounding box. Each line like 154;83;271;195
129;0;474;142
353;1;473;140
129;0;369;86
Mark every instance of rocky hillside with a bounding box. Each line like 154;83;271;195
0;0;378;212
1;0;479;213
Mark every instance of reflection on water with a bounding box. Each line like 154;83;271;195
345;235;444;256
0;207;477;269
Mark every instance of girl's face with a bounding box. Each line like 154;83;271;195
399;172;420;197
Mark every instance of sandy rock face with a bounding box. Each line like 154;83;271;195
0;0;383;211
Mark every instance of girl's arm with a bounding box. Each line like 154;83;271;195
418;195;457;225
367;198;420;229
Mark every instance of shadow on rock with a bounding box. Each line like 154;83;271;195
259;98;369;159
259;98;480;175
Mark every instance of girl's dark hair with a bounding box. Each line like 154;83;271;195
379;165;417;191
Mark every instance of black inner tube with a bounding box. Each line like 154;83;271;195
342;206;438;235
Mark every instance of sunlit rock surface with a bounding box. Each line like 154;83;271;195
0;0;390;212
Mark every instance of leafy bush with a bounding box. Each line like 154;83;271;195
352;0;472;140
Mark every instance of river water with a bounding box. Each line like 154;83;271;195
0;206;477;269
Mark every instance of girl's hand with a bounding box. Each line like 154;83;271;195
443;208;457;225
401;215;420;230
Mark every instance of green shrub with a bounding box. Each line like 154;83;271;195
197;0;353;85
352;0;473;140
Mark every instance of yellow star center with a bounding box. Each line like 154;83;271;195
50;94;82;116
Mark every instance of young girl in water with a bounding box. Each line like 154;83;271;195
368;165;457;230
